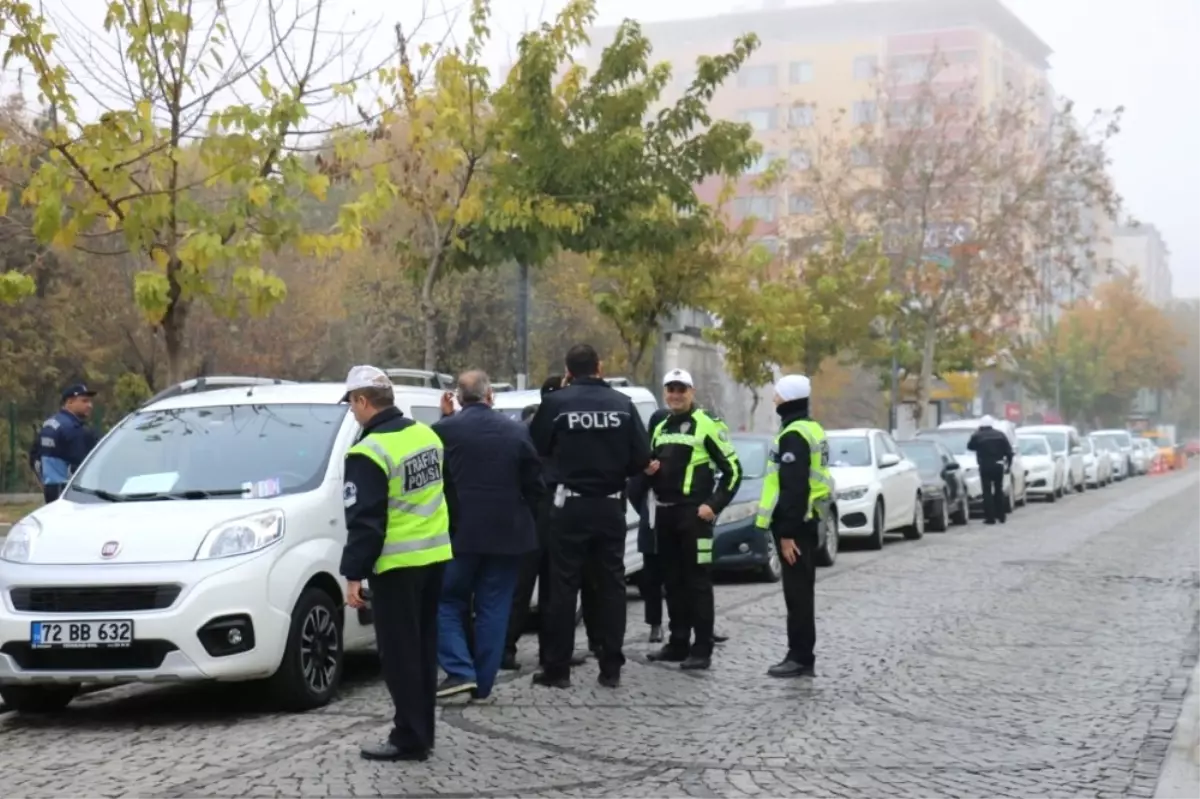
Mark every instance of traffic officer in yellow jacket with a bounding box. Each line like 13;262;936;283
645;368;742;670
756;374;832;679
339;366;454;762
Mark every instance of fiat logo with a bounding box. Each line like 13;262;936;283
100;541;120;559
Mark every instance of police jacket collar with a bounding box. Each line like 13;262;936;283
360;406;405;435
777;398;810;426
569;375;606;386
55;409;84;426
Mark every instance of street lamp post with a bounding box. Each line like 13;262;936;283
516;262;529;390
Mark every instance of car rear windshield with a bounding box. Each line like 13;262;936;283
826;436;872;468
731;437;768;479
917;429;973;455
69;403;347;502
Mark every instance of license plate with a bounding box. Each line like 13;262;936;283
30;620;134;649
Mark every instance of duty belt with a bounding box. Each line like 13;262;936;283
562;487;623;500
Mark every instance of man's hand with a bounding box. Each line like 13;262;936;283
440;391;455;416
346;580;366;609
779;538;800;565
644;459;660;475
697;504;716;522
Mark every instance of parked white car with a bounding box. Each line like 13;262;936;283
1130;439;1155;475
1017;434;1065;501
1080;436;1114;487
1018;424;1086;494
0;378;473;714
1089;434;1125;482
1091;429;1135;479
936;418;1029;512
827;428;924;550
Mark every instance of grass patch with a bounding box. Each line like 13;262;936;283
0;502;40;524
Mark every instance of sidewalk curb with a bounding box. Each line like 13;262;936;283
1155;663;1200;798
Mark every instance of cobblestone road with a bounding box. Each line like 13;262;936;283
1;471;1197;798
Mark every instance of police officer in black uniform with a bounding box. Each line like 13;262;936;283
529;345;651;688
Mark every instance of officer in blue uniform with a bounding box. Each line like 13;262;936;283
32;384;99;503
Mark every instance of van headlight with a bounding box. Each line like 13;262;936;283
195;509;285;560
0;515;40;563
717;502;757;526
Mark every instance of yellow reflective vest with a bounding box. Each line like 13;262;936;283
347;424;453;572
755;418;834;529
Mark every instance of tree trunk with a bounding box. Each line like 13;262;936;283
749;389;760;422
420;258;442;372
913;320;938;428
161;295;191;386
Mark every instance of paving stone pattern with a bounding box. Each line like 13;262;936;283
1;472;1197;798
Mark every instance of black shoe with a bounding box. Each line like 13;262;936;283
680;655;711;671
648;624;663;643
767;659;814;678
499;653;520;671
999;518;1007;525
597;672;620;689
531;671;571;689
713;633;729;644
436;676;477;698
647;644;688;663
984;519;996;525
360;740;430;762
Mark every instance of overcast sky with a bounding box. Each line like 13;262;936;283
6;0;1198;298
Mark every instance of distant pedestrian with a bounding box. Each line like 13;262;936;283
756;374;832;679
968;416;1013;525
32;383;100;503
434;370;544;700
529;344;651;689
339;366;452;762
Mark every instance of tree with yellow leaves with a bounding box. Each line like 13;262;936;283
0;0;398;380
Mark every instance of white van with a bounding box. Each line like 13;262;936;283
936;418;1029;512
492;383;660;582
0;379;468;714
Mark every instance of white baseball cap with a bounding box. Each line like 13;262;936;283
663;368;694;388
980;414;996;427
774;374;811;402
341;365;393;402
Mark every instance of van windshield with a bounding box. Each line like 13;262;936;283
68;404;347;502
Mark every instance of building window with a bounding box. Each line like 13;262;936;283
890;54;932;83
746;151;777;175
733;195;777;221
789;148;811;170
737;65;777;88
738;108;777;131
789;61;814;84
852;100;876;125
851;145;875;167
789;104;814;128
945;49;979;65
789;194;814;215
853;54;877;80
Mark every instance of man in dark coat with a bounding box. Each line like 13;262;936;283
433;370;545;700
967;415;1014;525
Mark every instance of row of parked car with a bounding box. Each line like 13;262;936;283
793;419;1157;558
0;372;1169;716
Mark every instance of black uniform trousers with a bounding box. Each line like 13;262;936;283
657;504;715;657
776;516;819;667
370;561;445;753
543;496;626;679
980;464;1007;523
506;495;603;662
42;484;64;504
640;552;664;626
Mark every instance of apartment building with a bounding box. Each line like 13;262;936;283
587;0;1052;243
1112;224;1173;307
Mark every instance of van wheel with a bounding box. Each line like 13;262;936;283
268;587;344;711
0;684;79;713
